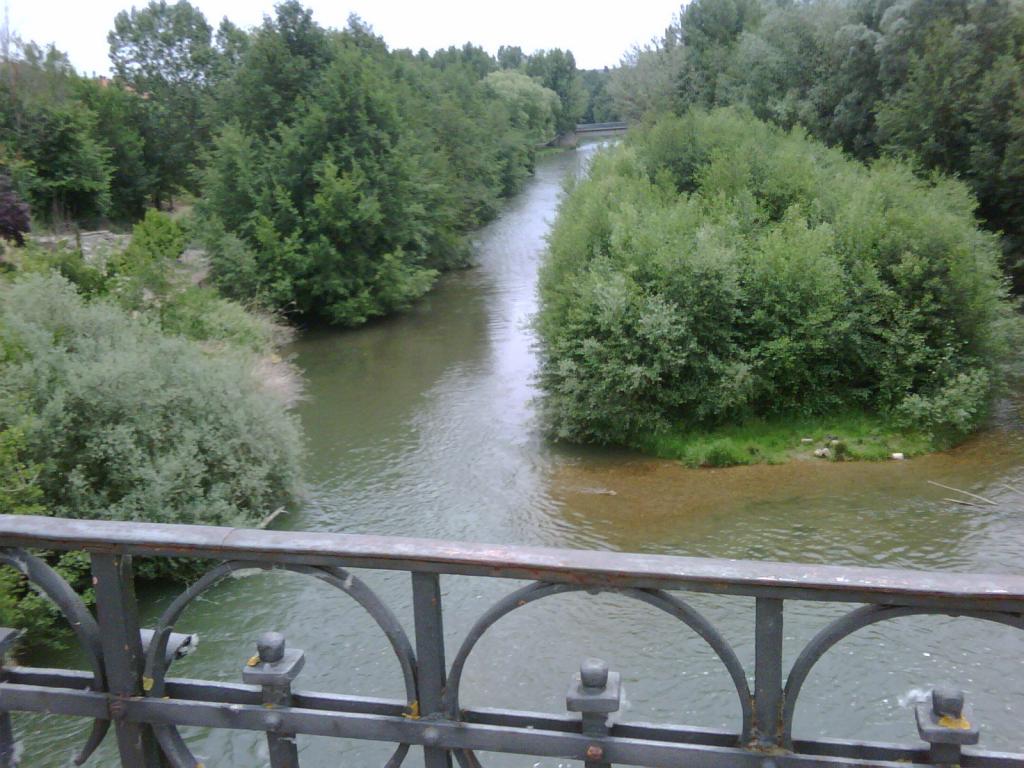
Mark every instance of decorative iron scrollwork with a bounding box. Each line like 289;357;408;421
0;548;110;765
142;561;419;768
782;603;1024;747
443;581;753;767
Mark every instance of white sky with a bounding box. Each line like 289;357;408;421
7;0;683;76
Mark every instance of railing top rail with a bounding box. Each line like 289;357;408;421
575;121;629;131
2;515;1022;608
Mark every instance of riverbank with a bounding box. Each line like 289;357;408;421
637;411;933;468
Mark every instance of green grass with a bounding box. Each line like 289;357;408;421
638;412;936;468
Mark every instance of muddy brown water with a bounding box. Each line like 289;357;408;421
21;143;1024;766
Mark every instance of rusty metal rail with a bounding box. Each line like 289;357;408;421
575;122;629;134
0;514;1021;767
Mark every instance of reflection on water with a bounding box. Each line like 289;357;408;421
21;143;1024;766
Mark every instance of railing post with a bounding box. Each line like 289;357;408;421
916;687;980;766
91;553;162;767
242;631;304;768
411;572;452;768
566;658;620;768
0;628;23;767
754;597;784;748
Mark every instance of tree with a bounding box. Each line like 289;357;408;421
606;0;1024;290
537;109;1018;448
525;48;586;132
108;0;213;203
497;45;525;70
108;0;213;91
208;1;329;138
429;42;497;80
578;68;619;123
484;69;560;142
0;173;29;245
76;79;151;221
607;42;686;121
198;9;541;324
19;101;111;224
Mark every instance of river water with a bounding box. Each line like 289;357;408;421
22;143;1024;765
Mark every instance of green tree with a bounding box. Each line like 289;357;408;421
578;68;619;123
497;44;525;70
76;78;151;221
199;11;540;325
607;0;1024;289
18;101;111;224
484;69;560;142
526;48;586;132
108;0;213;204
208;2;329;138
607;41;686;121
0;172;30;245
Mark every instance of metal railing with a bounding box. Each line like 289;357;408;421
0;514;1022;767
574;122;629;134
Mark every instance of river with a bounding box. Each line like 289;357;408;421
21;142;1024;766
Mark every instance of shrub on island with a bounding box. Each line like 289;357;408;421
537;108;1019;458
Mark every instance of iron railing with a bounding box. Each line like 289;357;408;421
574;122;629;134
0;514;1021;767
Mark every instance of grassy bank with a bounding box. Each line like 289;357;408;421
639;411;934;468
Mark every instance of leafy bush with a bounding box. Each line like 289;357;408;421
107;209;186;301
0;274;303;525
608;0;1024;289
120;209;186;266
537;109;1019;448
0;265;301;650
13;215;291;359
893;369;994;443
159;286;291;354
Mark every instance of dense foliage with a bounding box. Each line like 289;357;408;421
537;109;1018;447
0;274;302;524
0;212;302;646
608;0;1024;286
194;10;582;325
1;1;596;324
108;0;214;206
0;0;595;647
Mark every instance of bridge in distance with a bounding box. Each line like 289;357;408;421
549;121;628;147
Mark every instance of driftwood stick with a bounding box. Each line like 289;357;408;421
258;507;287;529
943;497;983;508
927;480;996;506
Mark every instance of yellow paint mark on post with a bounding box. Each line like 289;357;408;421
403;700;420;719
938;715;971;730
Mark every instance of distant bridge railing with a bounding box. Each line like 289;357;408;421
574;122;629;134
0;514;1021;767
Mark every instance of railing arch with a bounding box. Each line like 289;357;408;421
0;514;1021;768
142;560;418;768
442;581;754;766
782;604;1024;747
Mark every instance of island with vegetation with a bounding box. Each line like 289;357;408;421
536;0;1024;466
537;108;1018;466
